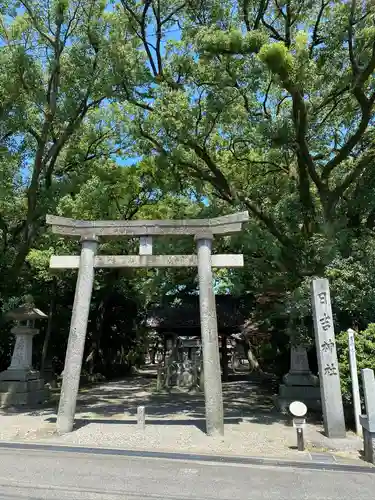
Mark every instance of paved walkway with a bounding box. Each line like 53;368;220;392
0;371;364;463
1;445;374;500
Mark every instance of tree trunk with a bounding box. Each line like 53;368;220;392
41;278;57;378
150;350;156;364
221;334;229;381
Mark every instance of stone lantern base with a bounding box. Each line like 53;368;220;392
0;326;49;407
0;374;48;407
276;346;321;412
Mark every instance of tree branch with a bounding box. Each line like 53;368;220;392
288;86;323;193
348;0;359;77
194;90;204;139
253;0;269;30
184;141;234;198
263;78;272;118
120;0;158;76
122;83;154;111
27;127;41;143
223;61;260;116
321;4;375;179
313;85;350;114
309;0;329;56
21;0;55;46
161;2;186;25
63;0;84;44
231;153;289;175
140;0;158;77
274;0;286;19
139;125;168;155
136;119;294;252
202;109;222;148
243;0;251;31
316;99;345;131
322;93;375;180
152;0;163;76
261;13;285;42
276;95;289;115
240;195;294;249
284;0;291;48
179;159;232;201
329;149;375;211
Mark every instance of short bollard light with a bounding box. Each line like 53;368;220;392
289;401;307;451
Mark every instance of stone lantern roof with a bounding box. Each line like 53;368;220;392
6;305;47;322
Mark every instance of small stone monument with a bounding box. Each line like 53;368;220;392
277;345;321;411
137;405;146;430
0;299;49;407
359;368;375;464
311;278;346;438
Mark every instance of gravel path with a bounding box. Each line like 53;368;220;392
0;372;364;461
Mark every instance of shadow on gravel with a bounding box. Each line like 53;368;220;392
45;416;245;432
0;371;303;431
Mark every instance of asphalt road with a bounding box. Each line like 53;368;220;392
0;447;374;500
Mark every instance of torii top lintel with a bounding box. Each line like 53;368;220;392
46;211;249;238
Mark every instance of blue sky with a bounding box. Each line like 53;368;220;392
3;2;203;205
113;9;182;167
1;2;183;172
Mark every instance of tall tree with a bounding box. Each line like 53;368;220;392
116;0;375;277
0;0;144;279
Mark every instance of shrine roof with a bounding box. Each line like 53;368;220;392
146;295;255;331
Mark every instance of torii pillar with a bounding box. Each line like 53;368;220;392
46;212;249;435
196;233;223;435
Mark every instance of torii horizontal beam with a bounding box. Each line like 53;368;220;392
48;211;249;438
50;254;244;269
46;211;249;237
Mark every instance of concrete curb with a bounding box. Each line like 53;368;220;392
0;441;373;473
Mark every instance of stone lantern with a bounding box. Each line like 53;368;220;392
0;301;49;406
276;345;321;412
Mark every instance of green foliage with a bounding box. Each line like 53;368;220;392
196;27;267;54
1;0;375;380
259;42;294;81
26;249;55;282
337;325;375;405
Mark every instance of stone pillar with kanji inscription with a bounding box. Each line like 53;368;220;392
311;278;346;438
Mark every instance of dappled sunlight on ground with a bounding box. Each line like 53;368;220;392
0;368;364;461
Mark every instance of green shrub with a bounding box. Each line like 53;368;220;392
336;324;375;405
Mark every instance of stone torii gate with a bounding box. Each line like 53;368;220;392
46;211;249;436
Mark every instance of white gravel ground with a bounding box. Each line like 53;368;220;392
0;375;363;461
